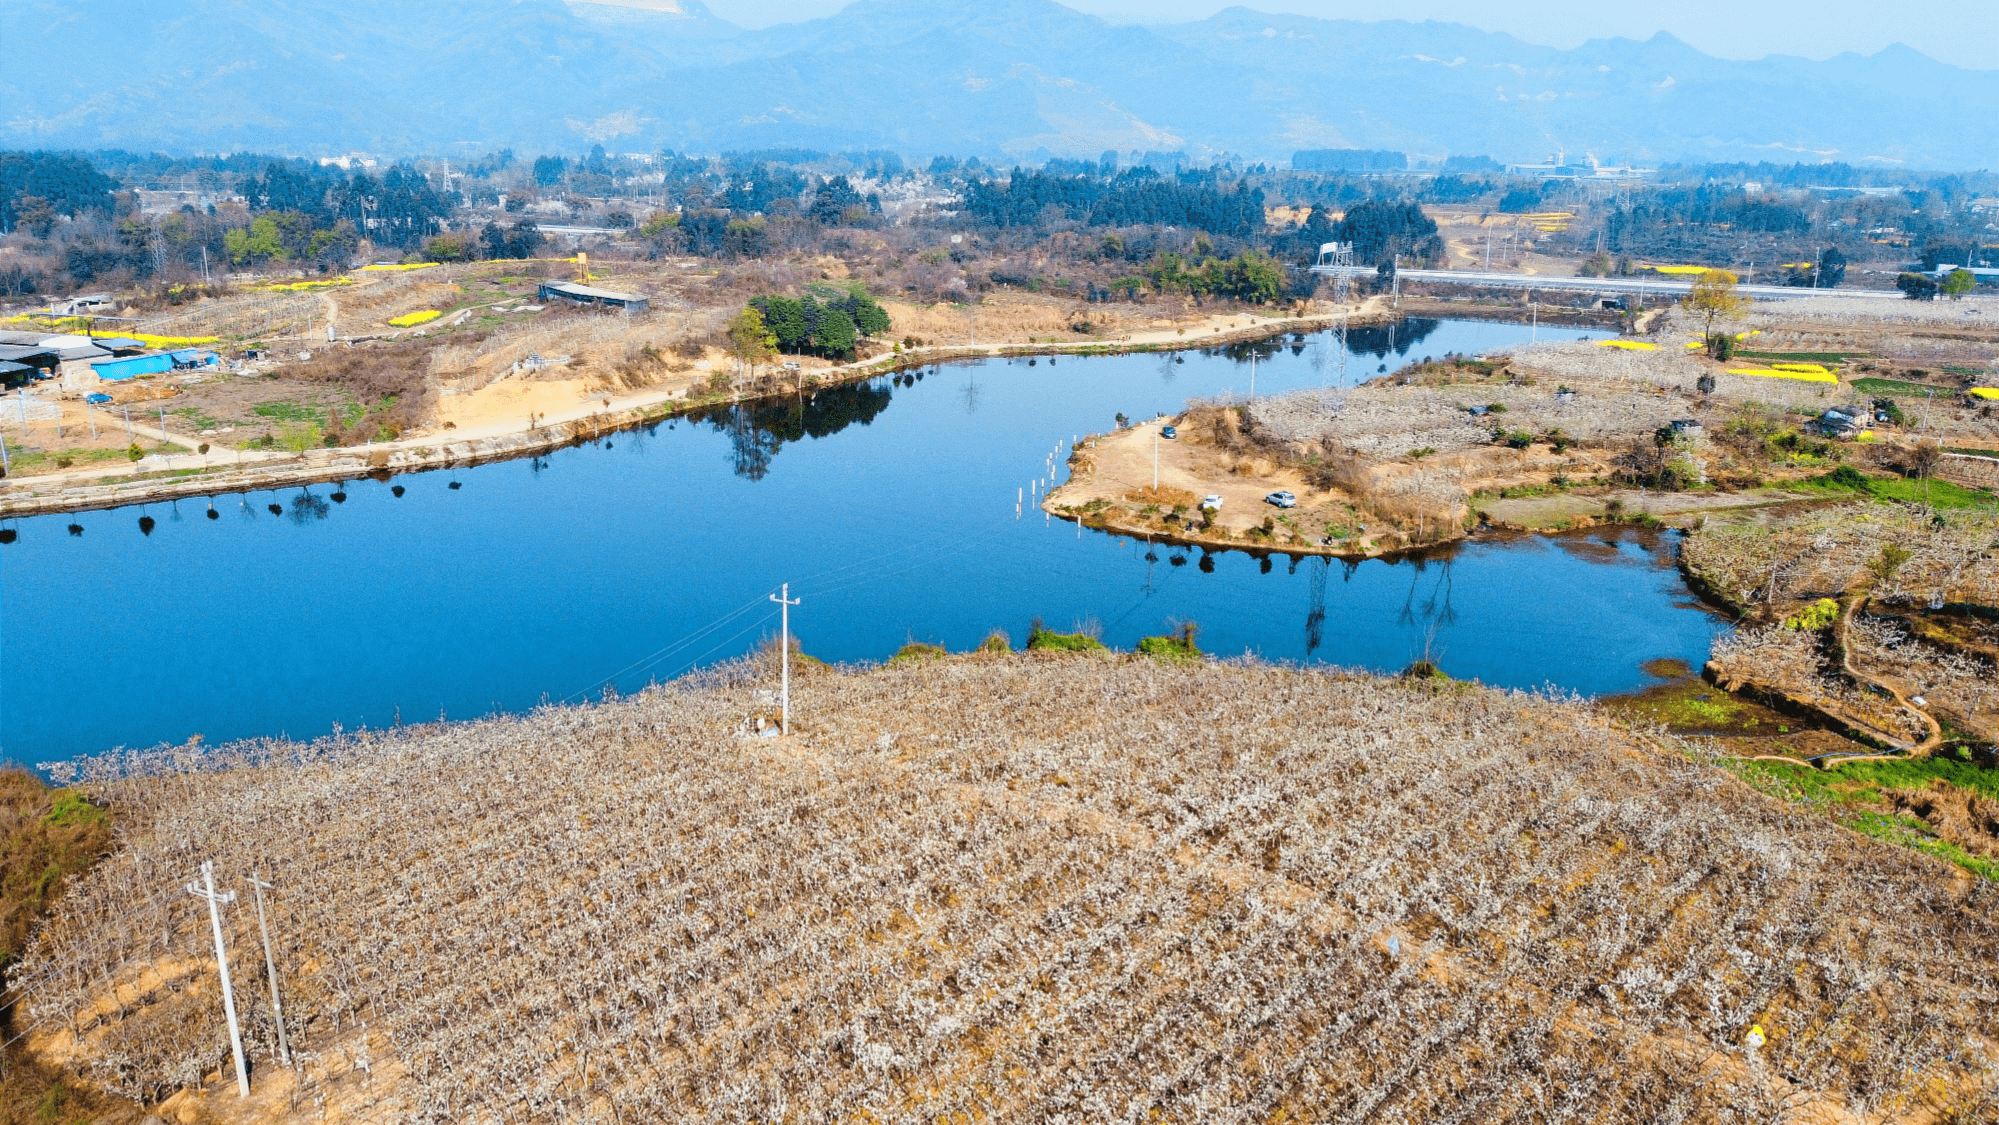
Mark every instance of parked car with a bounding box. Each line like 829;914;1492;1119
1200;494;1223;510
1265;490;1297;509
1161;424;1177;439
84;393;112;405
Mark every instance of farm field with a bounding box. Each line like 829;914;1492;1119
19;655;1999;1124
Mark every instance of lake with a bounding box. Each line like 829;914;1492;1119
0;317;1729;763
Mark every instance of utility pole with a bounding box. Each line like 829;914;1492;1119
186;861;250;1098
122;406;133;442
1248;351;1257;402
247;873;292;1068
768;583;800;735
1152;430;1159;489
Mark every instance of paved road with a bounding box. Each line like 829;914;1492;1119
1308;265;1883;302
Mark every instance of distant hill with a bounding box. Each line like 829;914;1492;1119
2;0;1994;167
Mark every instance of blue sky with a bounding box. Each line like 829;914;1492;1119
701;0;1997;71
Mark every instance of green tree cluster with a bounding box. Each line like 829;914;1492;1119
749;289;891;358
1332;200;1443;266
1147;250;1283;303
223;212;360;267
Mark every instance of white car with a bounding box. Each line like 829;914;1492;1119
1265;490;1297;509
1200;494;1223;510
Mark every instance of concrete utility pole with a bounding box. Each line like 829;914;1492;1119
247;873;292;1067
1248;352;1257;402
186;861;250;1097
768;583;800;735
1152;430;1159;489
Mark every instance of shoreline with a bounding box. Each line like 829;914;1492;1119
0;307;1392;520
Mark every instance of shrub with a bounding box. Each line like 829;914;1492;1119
1137;636;1199;664
1026;620;1107;653
1782;598;1840;631
125;443;142;462
888;642;947;666
1137;620;1201;664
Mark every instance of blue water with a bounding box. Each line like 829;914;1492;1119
0;318;1727;763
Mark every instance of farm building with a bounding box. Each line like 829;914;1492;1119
0;345;60;378
91;354;174;382
536;281;648;314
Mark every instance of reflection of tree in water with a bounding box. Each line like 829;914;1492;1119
1343;317;1440;360
962;366;982;414
1304;555;1329;656
1218;339;1283;363
1394;549;1460;632
288;489;331;524
694;379;896;481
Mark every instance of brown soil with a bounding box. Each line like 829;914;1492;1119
1048;406;1638;558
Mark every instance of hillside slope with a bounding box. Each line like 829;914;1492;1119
2;0;1995;165
18;656;1999;1123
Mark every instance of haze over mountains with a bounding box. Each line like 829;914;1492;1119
4;0;1994;168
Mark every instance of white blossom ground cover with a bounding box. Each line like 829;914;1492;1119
20;656;1999;1124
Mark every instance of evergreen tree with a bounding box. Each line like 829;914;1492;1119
816;306;858;356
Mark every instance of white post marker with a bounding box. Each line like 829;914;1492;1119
247;872;292;1067
186;861;251;1097
769;583;801;735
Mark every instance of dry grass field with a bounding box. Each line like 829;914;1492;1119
17;656;1999;1124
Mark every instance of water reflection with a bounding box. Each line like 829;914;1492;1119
289;490;331;524
692;379;896;481
1345;317;1440;360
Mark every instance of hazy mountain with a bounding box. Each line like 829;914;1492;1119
2;0;1993;168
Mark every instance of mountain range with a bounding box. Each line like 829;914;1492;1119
3;0;1994;169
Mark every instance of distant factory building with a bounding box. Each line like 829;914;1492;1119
536;281;649;314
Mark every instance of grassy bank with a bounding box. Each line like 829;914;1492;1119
1716;748;1999;880
0;771;126;1125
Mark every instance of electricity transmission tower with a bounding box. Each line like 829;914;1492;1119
1317;240;1355;303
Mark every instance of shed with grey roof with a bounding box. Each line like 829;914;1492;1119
536;281;648;314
